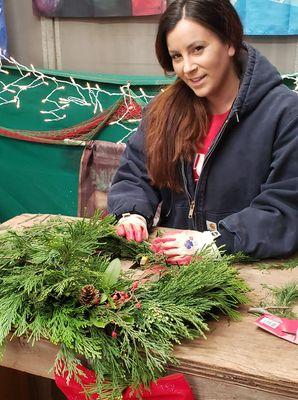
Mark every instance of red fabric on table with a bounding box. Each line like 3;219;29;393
55;365;99;400
123;373;195;399
55;364;195;400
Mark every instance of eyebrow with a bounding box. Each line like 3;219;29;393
168;41;207;54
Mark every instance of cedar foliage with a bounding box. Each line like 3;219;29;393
261;282;298;319
0;215;249;399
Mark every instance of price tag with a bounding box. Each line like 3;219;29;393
255;313;298;344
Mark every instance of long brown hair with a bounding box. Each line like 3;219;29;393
146;0;243;191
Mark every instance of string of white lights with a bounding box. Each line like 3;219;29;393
1;51;297;144
116;126;138;144
0;50;157;140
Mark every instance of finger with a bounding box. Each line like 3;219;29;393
152;237;177;245
151;236;169;249
167;255;192;265
116;225;126;236
159;237;177;243
160;248;180;256
134;225;148;242
151;234;179;244
167;259;190;266
150;243;161;252
179;256;192;265
134;225;143;242
125;224;135;241
151;237;164;244
141;227;149;241
166;254;184;262
158;242;179;251
129;224;147;242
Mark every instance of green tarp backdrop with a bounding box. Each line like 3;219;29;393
0;67;296;223
0;67;172;222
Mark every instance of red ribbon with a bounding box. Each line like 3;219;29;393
55;364;195;400
122;373;195;400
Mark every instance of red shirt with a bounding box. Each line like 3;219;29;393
193;110;229;182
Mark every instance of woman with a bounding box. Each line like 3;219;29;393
108;0;298;264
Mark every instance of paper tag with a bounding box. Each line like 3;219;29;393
206;220;218;231
255;313;298;344
260;316;280;329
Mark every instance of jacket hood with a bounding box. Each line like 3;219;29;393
232;42;282;117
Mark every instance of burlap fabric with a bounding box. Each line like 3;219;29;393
78;140;125;217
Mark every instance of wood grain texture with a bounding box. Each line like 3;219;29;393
1;334;58;379
1;214;297;400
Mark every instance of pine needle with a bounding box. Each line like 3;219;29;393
0;214;249;398
254;257;298;270
261;281;298;318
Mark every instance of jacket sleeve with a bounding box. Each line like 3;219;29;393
217;115;298;259
107;120;161;227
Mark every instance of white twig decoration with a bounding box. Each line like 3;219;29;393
0;50;157;141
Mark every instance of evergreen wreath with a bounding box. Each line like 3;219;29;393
0;215;249;399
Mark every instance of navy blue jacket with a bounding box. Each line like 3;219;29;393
108;43;298;259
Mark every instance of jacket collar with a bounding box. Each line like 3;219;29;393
231;42;282;118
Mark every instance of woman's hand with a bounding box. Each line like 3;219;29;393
151;229;220;265
116;213;148;242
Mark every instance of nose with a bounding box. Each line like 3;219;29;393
183;56;197;75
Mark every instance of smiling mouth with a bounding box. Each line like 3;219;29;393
189;75;207;84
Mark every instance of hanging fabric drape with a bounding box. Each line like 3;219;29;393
78;140;126;217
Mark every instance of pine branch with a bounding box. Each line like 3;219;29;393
260;281;298;318
0;214;249;399
254;256;298;270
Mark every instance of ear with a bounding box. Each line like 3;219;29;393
228;45;236;57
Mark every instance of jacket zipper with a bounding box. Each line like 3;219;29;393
165;192;173;218
181;160;196;219
181;112;238;229
188;200;195;219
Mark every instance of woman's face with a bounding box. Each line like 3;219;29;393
166;18;237;107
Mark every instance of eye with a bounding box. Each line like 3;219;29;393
193;46;204;53
170;53;181;61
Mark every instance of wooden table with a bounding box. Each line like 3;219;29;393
1;214;297;400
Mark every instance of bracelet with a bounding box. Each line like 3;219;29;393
118;213;147;225
121;213;132;218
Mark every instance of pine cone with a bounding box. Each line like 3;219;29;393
79;284;100;306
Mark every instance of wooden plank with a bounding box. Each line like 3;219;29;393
171;315;297;398
169;264;298;399
1;334;58;379
0;213;53;229
167;371;296;400
1;213;297;400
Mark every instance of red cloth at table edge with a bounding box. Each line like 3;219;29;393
55;364;195;399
